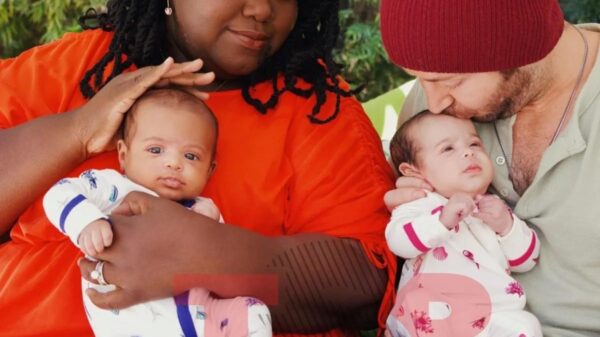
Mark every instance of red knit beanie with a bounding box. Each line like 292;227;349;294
380;0;565;73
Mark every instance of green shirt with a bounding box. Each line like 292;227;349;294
398;23;600;337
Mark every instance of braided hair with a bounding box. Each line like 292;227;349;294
79;0;356;124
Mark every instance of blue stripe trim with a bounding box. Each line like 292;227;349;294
59;194;86;232
175;291;198;337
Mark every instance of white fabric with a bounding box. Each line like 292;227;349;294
43;169;270;337
386;192;541;336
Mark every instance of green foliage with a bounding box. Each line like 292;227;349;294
334;0;410;102
0;0;105;58
1;0;597;101
560;0;600;23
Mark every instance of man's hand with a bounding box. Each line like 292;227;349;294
383;176;433;211
473;195;513;236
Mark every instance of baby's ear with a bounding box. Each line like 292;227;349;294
116;140;127;170
208;161;217;177
398;162;423;179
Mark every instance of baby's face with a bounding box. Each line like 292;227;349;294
411;115;493;198
118;99;216;200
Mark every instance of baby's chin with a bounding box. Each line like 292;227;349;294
155;188;196;201
437;181;491;199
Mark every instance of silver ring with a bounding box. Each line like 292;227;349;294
91;261;109;286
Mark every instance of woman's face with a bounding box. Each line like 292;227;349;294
166;0;298;79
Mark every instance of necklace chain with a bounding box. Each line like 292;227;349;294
494;23;589;176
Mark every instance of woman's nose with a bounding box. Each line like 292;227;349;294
243;0;274;23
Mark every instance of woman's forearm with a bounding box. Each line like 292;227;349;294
0;112;85;234
179;225;388;333
88;193;389;333
264;234;388;333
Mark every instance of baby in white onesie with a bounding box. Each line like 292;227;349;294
44;88;271;337
386;111;541;337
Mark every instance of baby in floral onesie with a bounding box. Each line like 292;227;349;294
386;111;541;337
43;88;271;337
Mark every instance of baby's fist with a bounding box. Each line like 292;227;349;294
78;219;113;257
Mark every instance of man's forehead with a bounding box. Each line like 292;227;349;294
403;68;464;82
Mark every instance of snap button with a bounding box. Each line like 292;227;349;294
495;156;506;165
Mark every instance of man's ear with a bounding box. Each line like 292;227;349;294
398;162;424;179
116;140;127;171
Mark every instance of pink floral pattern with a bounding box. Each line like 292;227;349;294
432;247;448;261
471;317;485;329
411;310;434;333
394;305;405;318
462;250;480;269
506;281;525;297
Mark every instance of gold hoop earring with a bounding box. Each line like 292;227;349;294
165;0;173;15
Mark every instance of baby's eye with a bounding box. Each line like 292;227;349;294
184;153;198;161
470;141;482;147
442;146;454;153
147;146;162;154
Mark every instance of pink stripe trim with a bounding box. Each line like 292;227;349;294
431;205;444;215
403;222;429;253
509;232;537;267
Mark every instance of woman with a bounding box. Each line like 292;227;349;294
0;0;396;336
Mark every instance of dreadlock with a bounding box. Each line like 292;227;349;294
79;0;357;124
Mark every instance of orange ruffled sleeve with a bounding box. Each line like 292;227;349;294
283;89;397;333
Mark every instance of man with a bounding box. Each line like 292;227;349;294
380;1;600;336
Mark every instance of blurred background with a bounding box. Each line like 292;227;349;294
1;0;599;102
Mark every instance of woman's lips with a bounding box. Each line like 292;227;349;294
229;29;268;50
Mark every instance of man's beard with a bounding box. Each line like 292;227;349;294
444;69;534;122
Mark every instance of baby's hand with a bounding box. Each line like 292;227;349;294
191;198;221;221
78;219;113;257
473;195;513;236
440;193;476;230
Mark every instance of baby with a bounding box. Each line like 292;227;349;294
386;111;541;337
44;88;271;337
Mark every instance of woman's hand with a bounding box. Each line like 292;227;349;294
383;176;433;210
78;191;215;309
73;57;215;157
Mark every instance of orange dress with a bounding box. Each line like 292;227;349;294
0;30;396;337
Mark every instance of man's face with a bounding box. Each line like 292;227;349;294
405;68;532;122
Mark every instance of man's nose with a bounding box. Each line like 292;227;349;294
421;81;453;114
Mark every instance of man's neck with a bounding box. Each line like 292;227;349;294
509;23;599;195
520;24;597;119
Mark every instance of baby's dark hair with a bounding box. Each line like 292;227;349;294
119;88;219;156
79;0;355;124
389;110;435;174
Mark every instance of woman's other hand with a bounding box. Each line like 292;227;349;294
73;57;215;158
